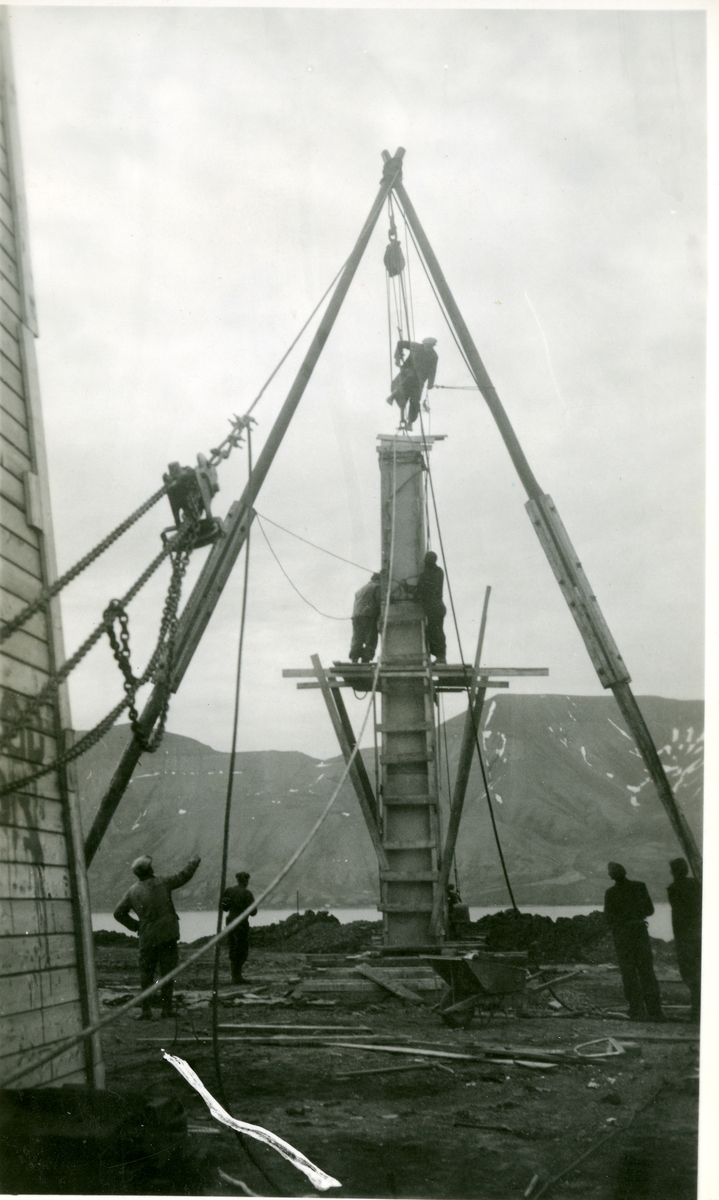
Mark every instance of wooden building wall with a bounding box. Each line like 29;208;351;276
0;11;103;1088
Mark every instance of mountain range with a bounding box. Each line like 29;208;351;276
77;694;703;912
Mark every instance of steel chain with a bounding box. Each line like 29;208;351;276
0;516;199;754
0;415;250;647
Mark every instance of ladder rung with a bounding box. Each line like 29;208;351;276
378;902;435;913
381;751;434;764
383;795;434;806
383;840;435;850
380;871;438;883
376;723;433;733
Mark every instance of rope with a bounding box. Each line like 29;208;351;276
243;259;348;419
0;484;169;646
384;207;519;914
256;517;351;621
254;512;372;574
0;444;401;1092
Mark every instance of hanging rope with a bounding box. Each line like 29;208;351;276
254;512;372;574
256;517;351;621
0;443;401;1093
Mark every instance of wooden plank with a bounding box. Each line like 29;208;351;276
0;247;19;290
0;460;24;505
0;756;62;802
0;374;25;427
383;840;435;850
383;795;433;806
1;730;59;776
0;403;30;457
377;901;435;913
0;191;15;235
42;998;85;1043
0;294;20;334
0;217;17;264
0;794;64;835
0;586;47;639
0;961;79;1014
0;350;24;397
381;751;433;764
0;554;43;603
0;896;75;937
0;825;69;867
0;1041;86;1089
0;167;9;203
0;267;21;319
0;314;20;369
0;861;71;900
355;963;424;1003
0;649;50;694
0;433;31;480
0;932;77;975
0;998;84;1060
0;527;42;577
1;625;52;672
0;492;39;546
380;871;438;883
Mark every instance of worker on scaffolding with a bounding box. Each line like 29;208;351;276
386;337;438;429
414;551;446;663
604;862;664;1022
349;572;381;663
222;871;257;985
113;852;201;1019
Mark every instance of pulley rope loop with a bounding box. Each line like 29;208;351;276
0;444;401;1092
255;511;373;574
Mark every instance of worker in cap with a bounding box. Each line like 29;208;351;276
114;851;201;1019
221;871;258;985
604;861;664;1021
667;858;702;1022
385;337;438;429
414;550;446;663
349;572;381;663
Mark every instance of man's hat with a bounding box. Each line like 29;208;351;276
235;871;250;883
607;861;626;879
422;337;437;346
132;855;153;877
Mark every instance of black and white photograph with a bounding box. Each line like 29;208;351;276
0;5;711;1197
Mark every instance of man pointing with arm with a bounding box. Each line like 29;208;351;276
114;852;201;1020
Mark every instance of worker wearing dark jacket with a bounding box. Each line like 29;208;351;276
604;862;664;1021
349;573;381;663
222;871;257;984
114;853;201;1019
414;551;446;663
386;337;438;429
667;858;701;1022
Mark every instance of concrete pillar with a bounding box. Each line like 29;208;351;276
377;435;442;946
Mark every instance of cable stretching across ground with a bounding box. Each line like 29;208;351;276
0;445;400;1091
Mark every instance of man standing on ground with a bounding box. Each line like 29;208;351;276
603;861;664;1022
414;551;447;663
667;857;701;1023
114;852;201;1019
349;573;381;663
222;871;257;985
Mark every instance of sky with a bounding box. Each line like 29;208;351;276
7;6;707;759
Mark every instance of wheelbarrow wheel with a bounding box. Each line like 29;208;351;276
438;987;474;1029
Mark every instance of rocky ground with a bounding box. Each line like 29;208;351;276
92;914;699;1200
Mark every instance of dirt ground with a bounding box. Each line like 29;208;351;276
93;933;699;1200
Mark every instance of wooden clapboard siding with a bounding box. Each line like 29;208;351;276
0;16;103;1089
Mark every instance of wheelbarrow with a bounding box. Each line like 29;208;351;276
422;955;528;1028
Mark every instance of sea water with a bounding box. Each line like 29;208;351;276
92;902;674;943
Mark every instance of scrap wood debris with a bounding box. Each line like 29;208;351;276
161;1050;341;1190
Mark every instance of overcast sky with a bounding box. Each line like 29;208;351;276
8;6;706;757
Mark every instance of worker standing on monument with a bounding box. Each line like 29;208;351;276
113;852;201;1020
349;573;381;663
603;861;664;1022
414;551;447;663
667;857;702;1023
222;871;257;985
386;337;438;429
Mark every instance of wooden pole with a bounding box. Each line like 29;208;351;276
390;166;701;882
430;588;491;934
84;150;405;865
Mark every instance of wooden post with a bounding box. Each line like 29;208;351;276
389;163;701;880
310;655;388;871
84;150;406;865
